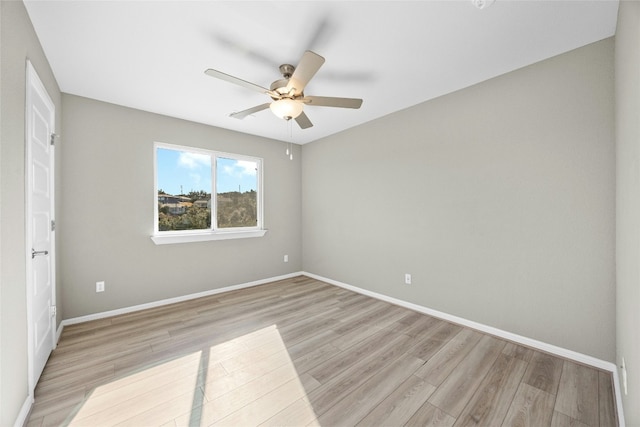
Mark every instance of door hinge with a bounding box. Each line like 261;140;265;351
50;305;57;317
51;220;56;232
50;133;59;146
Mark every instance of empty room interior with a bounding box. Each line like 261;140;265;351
1;0;639;426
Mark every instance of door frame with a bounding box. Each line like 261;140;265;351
25;59;57;395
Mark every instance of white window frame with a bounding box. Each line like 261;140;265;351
151;142;266;245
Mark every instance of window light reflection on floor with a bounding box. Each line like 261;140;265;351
66;325;318;426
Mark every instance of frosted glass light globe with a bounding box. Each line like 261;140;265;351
270;99;304;119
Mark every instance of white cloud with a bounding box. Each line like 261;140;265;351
237;160;257;176
222;160;257;177
178;152;210;169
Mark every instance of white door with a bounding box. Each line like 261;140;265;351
26;60;56;390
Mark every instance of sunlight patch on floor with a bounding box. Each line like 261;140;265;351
68;351;206;426
66;325;318;426
186;325;319;426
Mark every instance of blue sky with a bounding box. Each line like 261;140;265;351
157;148;257;195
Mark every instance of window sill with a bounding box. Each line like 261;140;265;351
151;229;268;245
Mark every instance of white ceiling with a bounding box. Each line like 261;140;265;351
23;0;619;145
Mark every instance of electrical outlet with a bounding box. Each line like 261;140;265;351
404;274;412;285
284;254;289;263
96;281;105;293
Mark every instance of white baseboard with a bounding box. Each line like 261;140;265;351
302;271;626;426
13;394;34;427
60;272;303;328
55;321;64;345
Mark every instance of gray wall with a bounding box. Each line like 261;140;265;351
0;1;63;425
60;95;301;319
302;39;615;362
615;1;640;424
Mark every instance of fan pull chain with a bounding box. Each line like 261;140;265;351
287;119;293;160
285;118;290;156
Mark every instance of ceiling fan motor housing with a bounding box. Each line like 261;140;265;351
270;78;301;100
270;79;290;95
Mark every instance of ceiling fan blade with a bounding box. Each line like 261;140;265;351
229;103;271;120
301;96;363;109
286;51;325;95
303;16;331;54
213;34;281;70
205;68;273;95
295;111;313;129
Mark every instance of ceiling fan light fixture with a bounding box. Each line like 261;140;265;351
270;98;304;120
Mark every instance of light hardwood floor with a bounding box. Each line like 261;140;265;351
26;276;618;426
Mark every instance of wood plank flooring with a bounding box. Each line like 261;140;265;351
26;276;618;426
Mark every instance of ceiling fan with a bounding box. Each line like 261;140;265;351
204;51;363;129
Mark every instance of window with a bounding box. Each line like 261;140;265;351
152;142;266;244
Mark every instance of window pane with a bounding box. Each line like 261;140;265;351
216;157;258;228
157;147;212;231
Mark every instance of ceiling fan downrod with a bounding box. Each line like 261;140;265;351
279;64;295;79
